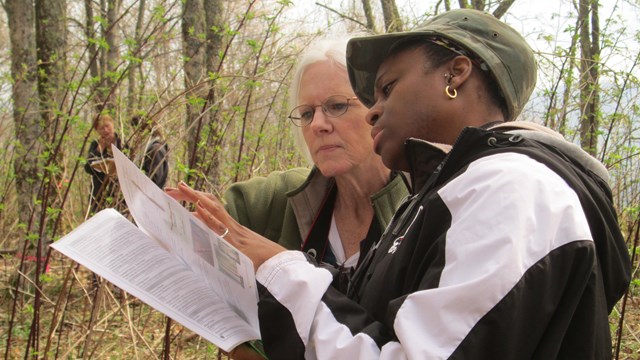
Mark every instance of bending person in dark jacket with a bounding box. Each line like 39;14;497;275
170;9;630;359
131;115;169;189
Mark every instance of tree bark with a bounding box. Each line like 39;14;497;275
200;0;224;185
379;0;403;32
182;0;207;179
471;0;485;10
361;0;376;32
36;0;66;138
6;1;44;354
6;0;42;228
31;6;67;340
103;0;121;111
84;0;101;110
452;0;515;19
493;0;516;19
126;0;146;115
545;13;580;135
35;0;67;206
578;0;600;155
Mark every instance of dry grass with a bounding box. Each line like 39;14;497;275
1;254;234;359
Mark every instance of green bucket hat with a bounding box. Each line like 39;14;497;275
346;9;537;121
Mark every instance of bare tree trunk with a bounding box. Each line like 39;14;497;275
5;0;43;355
547;15;580;136
471;0;485;10
36;0;67;198
578;0;600;155
451;1;515;19
588;0;600;154
493;0;516;19
379;0;403;32
99;0;107;80
36;0;66;137
361;0;376;32
127;0;146;115
201;0;224;186
85;0;101;110
32;0;67;354
6;0;41;229
182;0;207;182
103;0;121;111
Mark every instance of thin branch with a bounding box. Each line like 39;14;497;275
315;2;368;28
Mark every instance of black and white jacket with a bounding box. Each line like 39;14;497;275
255;126;631;359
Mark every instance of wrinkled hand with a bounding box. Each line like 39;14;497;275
165;182;286;271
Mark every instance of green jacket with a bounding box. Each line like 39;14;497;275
224;167;409;251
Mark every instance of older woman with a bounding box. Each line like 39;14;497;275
170;38;408;273
172;9;630;359
221;38;408;272
167;38;408;359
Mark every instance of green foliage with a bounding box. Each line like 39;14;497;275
88;36;110;51
152;5;169;23
277;0;294;6
177;162;199;177
246;39;260;53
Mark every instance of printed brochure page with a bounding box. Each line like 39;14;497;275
51;146;260;352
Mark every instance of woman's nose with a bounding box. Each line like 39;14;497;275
308;108;332;132
365;105;381;126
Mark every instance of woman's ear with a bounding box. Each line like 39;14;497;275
447;56;473;87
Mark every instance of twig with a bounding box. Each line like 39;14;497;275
315;2;368;28
614;217;640;359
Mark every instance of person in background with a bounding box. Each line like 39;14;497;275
167;37;409;359
171;9;630;359
84;114;127;213
84;114;128;292
131;115;169;188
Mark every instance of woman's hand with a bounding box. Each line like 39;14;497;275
164;184;217;203
165;182;286;271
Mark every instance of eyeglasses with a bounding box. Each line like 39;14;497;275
288;95;359;127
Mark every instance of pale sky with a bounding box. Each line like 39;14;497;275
282;0;639;92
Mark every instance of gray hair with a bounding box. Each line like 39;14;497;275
288;37;350;165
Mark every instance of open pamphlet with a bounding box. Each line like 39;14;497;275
52;146;260;352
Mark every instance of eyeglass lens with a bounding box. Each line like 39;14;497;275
289;95;353;126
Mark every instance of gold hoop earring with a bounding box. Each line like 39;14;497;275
445;85;457;99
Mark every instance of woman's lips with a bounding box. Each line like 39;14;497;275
371;127;383;153
317;145;340;153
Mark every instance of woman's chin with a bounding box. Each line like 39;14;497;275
316;162;353;178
